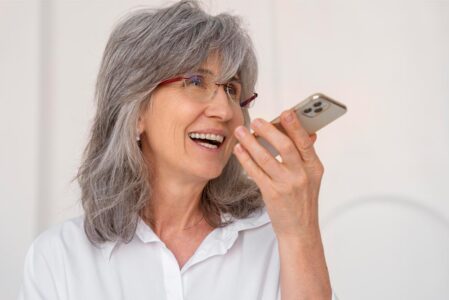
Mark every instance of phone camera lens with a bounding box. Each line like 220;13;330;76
314;107;323;113
313;101;322;107
304;108;312;114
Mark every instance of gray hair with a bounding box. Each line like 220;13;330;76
77;0;264;244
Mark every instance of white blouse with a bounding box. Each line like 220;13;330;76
18;207;338;300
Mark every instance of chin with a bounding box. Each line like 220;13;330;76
193;165;225;182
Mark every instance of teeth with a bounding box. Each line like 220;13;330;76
189;132;224;143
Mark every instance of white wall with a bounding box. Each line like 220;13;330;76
1;0;448;299
0;0;40;298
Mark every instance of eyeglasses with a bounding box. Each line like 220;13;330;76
157;74;258;108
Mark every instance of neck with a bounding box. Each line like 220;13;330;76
141;170;208;236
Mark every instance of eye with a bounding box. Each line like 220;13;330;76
224;82;239;97
185;75;205;87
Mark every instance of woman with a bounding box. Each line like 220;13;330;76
19;1;337;299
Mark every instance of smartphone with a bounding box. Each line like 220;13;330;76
254;93;347;157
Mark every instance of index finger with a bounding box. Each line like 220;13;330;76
250;118;303;168
280;110;320;164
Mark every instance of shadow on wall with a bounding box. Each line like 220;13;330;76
322;195;449;300
323;195;449;231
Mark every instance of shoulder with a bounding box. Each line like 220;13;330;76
226;206;277;244
19;217;93;299
29;216;94;259
227;206;272;230
32;216;84;245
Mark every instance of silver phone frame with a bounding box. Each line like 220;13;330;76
254;93;347;157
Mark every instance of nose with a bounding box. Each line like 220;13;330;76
204;84;236;121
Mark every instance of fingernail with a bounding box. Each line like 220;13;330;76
234;126;245;138
252;118;263;129
284;111;294;123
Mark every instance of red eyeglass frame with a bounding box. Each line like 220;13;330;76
157;76;258;108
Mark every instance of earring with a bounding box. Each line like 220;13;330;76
136;132;142;148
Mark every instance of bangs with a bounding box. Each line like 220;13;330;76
173;14;257;97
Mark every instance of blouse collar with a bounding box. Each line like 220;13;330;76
102;206;270;260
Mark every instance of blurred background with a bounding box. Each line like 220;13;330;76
1;0;448;299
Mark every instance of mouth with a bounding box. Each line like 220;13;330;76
188;132;226;150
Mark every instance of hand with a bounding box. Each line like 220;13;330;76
233;110;324;239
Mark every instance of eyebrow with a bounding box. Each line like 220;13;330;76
196;68;241;82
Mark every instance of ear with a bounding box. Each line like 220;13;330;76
136;96;151;136
137;115;145;135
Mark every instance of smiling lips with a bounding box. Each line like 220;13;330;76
188;132;225;149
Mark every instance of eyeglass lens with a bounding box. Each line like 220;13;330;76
182;74;253;107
